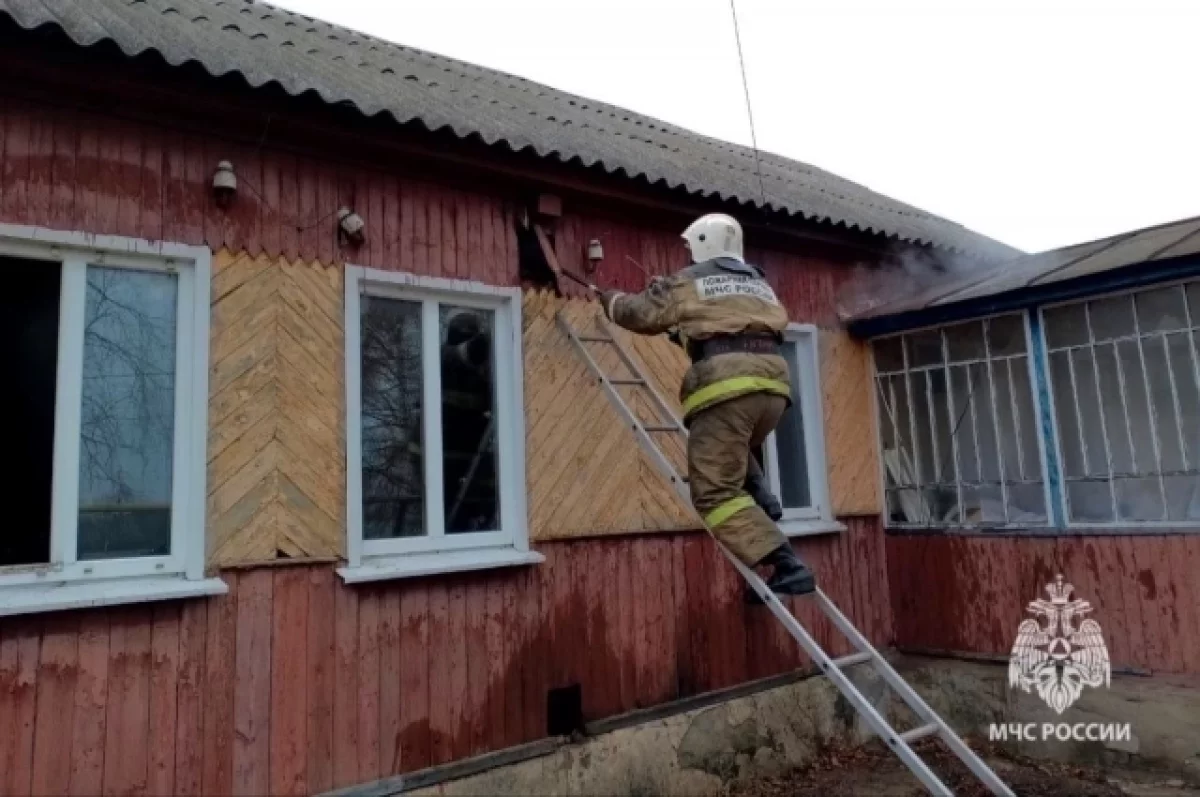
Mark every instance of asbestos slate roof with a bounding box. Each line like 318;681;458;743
0;0;1017;259
851;214;1200;324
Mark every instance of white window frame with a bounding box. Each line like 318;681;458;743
1040;278;1200;528
341;268;541;583
0;224;224;616
760;324;841;536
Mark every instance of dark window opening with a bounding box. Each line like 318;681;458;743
546;683;584;737
4;258;61;567
516;220;557;288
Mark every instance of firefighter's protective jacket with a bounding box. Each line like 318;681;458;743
605;257;791;419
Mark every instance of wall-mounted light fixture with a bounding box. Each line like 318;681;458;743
337;207;365;246
212;160;237;208
585;238;604;273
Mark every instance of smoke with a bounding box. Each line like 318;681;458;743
835;243;995;322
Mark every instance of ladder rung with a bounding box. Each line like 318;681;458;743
578;335;614;343
609;379;646;386
899;723;940;744
642;425;680;432
831;651;873;669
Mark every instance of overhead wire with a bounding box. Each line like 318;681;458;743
729;0;769;210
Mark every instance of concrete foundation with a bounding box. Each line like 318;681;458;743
337;655;1200;796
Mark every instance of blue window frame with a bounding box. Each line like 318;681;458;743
872;276;1200;531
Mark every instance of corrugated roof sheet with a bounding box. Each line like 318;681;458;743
851;214;1200;322
0;0;1017;259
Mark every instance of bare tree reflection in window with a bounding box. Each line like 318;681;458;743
360;297;426;539
77;267;177;560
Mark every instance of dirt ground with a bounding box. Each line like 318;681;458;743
722;739;1200;797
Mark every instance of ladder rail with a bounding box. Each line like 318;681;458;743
555;309;1015;797
594;317;687;434
556;313;689;497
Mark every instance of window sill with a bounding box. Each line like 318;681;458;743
339;547;546;584
0;575;228;617
780;519;846;537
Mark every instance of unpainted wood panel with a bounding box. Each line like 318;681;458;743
207;249;345;566
820;329;882;516
523;291;697;541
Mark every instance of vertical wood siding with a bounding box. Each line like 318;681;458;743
886;533;1200;675
0;520;888;795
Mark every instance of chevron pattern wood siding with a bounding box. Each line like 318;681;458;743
524;291;697;541
207;250;345;566
821;330;882;516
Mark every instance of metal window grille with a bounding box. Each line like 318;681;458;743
1043;279;1200;525
873;314;1047;528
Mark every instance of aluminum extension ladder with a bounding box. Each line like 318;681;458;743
557;311;1014;797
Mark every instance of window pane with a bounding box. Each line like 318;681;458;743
441;306;502;532
911;372;935;485
930;369;953;485
876;378;898;487
360;297;425;540
1072;348;1109;477
1144;338;1184;472
1136;286;1188;333
949;366;979;483
1044;304;1088;349
891;374;914;483
1117;340;1155;474
993;360;1022;482
774;341;811;508
1167;333;1200;469
1050;350;1085;479
873;337;904;373
1008;483;1046;524
1093;344;1134;476
1116;477;1164;522
970;363;1000;482
1089;296;1135;341
946;321;985;362
1165;475;1200;521
77;267;176;560
1187;282;1200;321
1010;357;1041;480
906;330;943;368
987;315;1026;356
1068;481;1113;523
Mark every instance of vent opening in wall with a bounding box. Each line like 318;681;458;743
547;683;584;737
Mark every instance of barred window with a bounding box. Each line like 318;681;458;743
1043;280;1200;524
873;315;1046;527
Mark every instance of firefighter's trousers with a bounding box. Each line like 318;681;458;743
687;391;789;566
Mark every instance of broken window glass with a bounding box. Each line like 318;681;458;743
1044;279;1200;526
872;312;1043;527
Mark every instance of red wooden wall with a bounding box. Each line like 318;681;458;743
0;523;888;796
0;86;888;794
887;534;1200;675
0;92;852;328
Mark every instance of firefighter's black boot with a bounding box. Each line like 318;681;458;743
745;545;816;604
744;470;783;521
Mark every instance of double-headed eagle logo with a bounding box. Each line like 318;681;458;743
1008;574;1111;714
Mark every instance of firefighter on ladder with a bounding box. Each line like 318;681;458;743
599;213;816;600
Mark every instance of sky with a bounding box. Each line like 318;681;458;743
269;0;1199;254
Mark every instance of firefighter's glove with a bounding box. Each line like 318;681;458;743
599;289;623;321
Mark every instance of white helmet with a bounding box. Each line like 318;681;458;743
682;213;744;264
